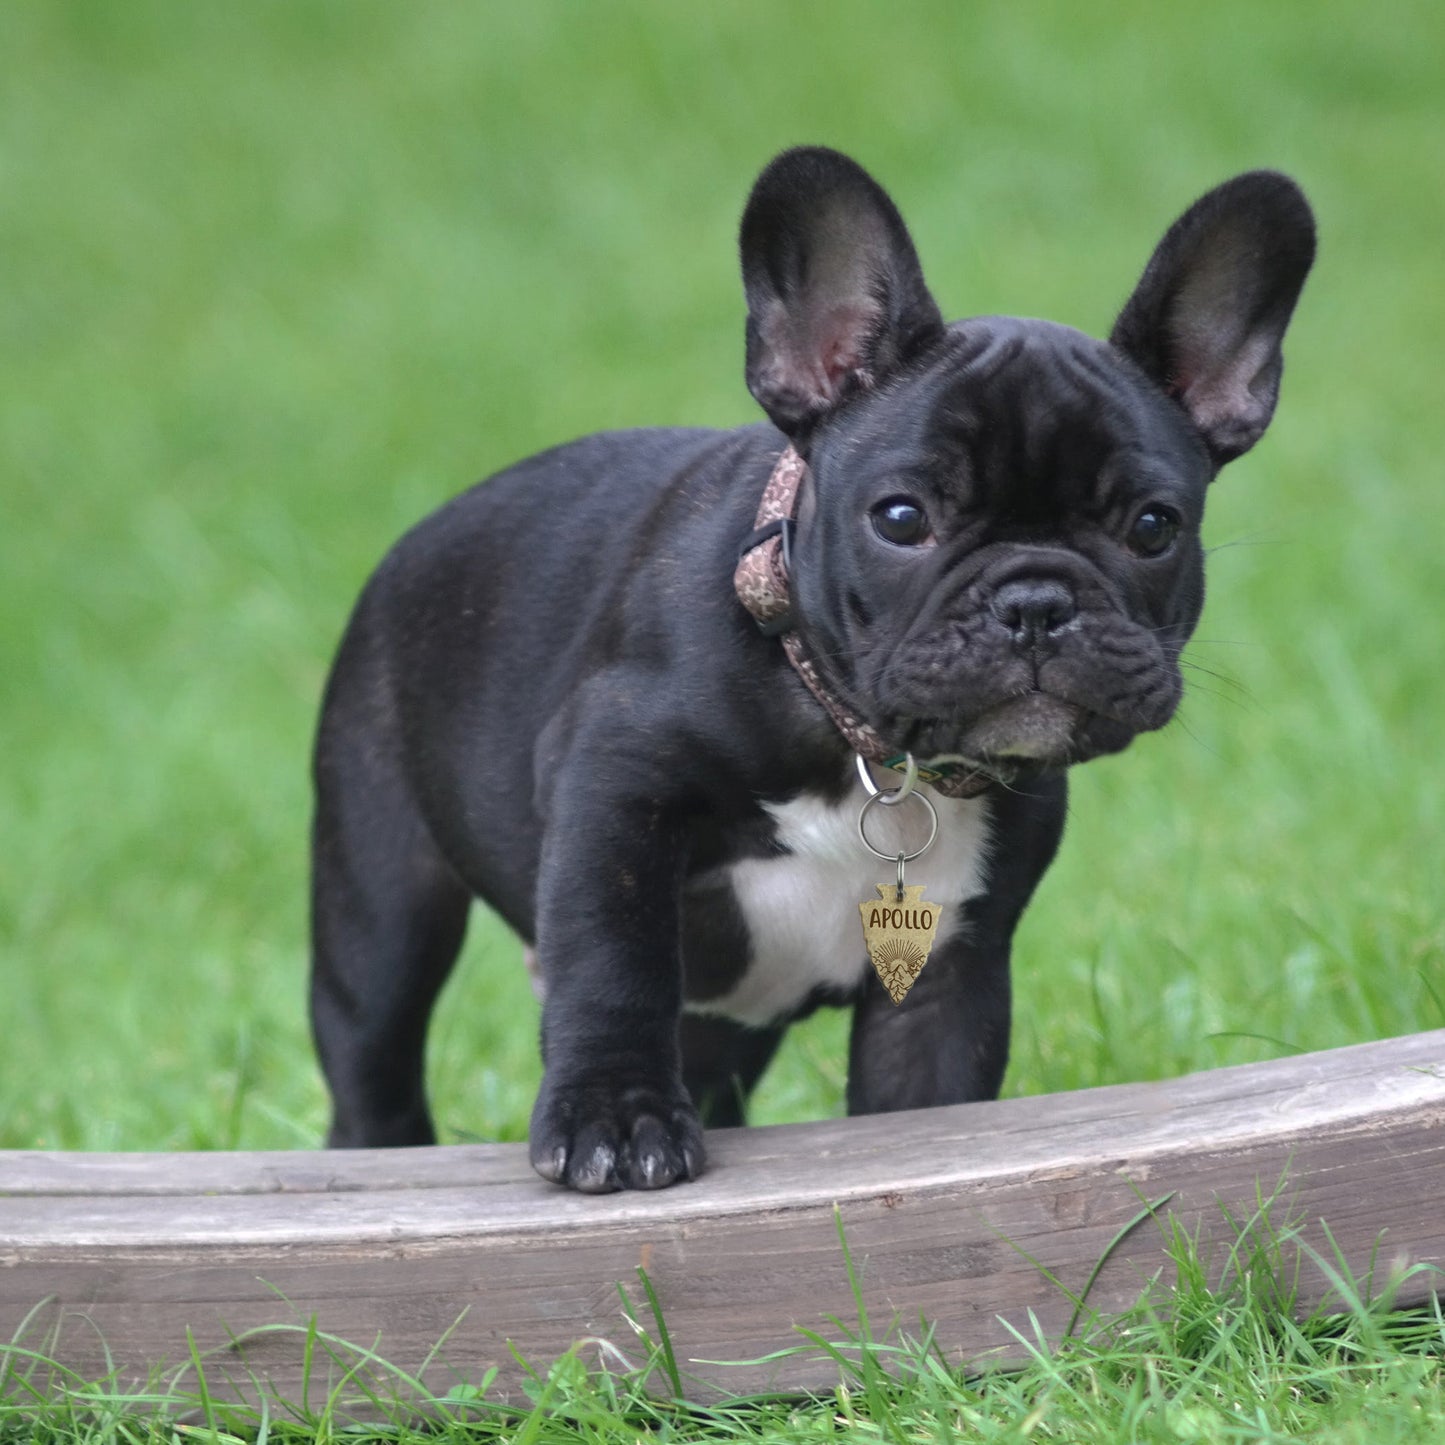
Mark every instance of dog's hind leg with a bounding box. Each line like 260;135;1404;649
678;1014;784;1128
309;644;471;1148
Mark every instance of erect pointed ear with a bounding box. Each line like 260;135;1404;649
740;147;945;441
1111;171;1316;468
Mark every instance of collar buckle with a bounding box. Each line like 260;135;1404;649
736;516;795;635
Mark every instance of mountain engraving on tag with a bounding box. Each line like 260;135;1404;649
858;884;944;1005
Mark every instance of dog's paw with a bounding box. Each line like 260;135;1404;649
529;1076;705;1193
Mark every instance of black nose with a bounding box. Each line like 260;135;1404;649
990;578;1077;647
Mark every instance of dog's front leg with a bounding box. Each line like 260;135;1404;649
527;777;703;1193
845;931;1013;1115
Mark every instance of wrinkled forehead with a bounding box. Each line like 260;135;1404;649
830;317;1207;493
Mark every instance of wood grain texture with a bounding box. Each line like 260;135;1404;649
3;1031;1443;1407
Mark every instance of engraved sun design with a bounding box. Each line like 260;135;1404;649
868;935;928;1003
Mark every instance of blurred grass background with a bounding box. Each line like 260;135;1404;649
1;0;1441;1151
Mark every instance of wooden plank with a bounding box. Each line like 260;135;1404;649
2;1030;1443;1408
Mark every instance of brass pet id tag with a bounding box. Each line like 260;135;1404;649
859;882;943;1004
855;754;943;1005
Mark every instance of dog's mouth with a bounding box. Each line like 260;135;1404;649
869;622;1184;777
899;692;1088;775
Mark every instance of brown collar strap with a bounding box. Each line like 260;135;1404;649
733;447;992;800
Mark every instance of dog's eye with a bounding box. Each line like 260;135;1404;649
871;497;931;546
1127;506;1181;557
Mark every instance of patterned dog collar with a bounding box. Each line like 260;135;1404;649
733;447;992;800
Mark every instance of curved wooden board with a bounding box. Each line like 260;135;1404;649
3;1030;1444;1407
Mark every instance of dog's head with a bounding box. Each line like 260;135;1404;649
740;147;1314;774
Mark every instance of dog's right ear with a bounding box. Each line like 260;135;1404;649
1111;171;1316;468
740;147;945;442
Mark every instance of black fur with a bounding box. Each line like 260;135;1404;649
310;147;1314;1191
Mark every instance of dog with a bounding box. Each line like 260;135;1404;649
310;147;1314;1192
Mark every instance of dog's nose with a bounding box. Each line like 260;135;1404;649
990;578;1077;647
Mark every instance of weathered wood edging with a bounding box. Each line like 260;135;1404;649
3;1030;1443;1405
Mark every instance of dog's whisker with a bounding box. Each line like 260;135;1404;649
1179;659;1252;696
1169;709;1226;763
1204;530;1292;556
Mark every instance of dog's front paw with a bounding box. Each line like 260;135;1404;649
529;1075;705;1193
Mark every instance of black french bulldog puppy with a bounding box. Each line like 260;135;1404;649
310;147;1314;1192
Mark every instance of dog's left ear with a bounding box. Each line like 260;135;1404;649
1111;171;1316;467
740;146;945;442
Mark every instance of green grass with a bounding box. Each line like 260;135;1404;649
2;0;1444;1437
6;1199;1445;1443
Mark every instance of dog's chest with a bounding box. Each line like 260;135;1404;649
685;789;993;1027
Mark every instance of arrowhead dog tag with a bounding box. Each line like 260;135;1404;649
855;754;944;1005
859;883;943;1005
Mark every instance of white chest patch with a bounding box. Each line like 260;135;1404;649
686;787;993;1027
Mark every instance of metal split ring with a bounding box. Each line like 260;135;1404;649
854;751;919;805
857;785;939;863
